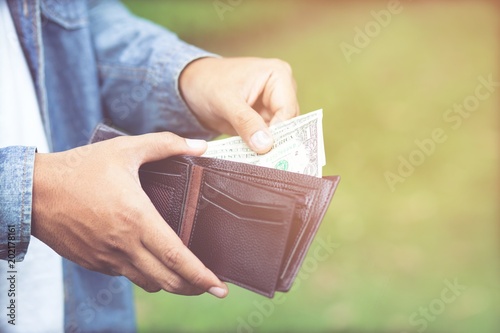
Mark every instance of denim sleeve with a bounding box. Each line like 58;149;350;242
88;0;219;140
0;146;36;261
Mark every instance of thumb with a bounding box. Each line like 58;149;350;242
126;132;207;164
225;99;274;154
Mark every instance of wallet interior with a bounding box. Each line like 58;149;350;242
140;159;298;296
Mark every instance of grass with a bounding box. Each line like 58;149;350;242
123;1;499;332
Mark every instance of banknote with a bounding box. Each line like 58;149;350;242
203;109;326;177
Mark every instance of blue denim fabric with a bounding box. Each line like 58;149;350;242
1;0;217;331
0;147;36;261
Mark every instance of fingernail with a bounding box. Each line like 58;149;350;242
250;130;273;151
185;138;207;149
208;286;227;298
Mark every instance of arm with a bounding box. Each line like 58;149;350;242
88;0;217;139
89;0;300;153
0;147;36;261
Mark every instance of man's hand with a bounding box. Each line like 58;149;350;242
31;133;228;298
180;57;300;154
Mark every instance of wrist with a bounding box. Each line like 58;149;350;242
31;152;58;239
179;57;220;131
179;56;218;99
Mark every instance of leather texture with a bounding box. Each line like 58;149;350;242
89;123;341;297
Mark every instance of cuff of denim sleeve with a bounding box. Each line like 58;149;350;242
0;146;36;261
160;41;221;140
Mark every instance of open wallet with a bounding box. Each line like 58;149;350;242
89;123;340;298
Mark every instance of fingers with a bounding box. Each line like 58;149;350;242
218;59;299;154
267;72;300;126
225;99;275;154
120;132;207;165
118;264;162;293
123;248;205;296
261;60;300;126
139;201;228;298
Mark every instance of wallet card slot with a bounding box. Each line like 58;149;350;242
189;200;289;297
201;183;286;225
199;195;282;226
139;170;182;178
139;167;189;235
186;169;297;297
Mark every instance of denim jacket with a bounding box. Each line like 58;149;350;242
0;0;216;331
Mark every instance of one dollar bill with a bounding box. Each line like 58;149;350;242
203;109;326;177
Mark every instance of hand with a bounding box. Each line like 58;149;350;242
179;57;300;154
31;133;228;298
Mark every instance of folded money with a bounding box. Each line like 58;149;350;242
203;109;326;177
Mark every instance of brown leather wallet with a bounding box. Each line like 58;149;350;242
89;123;340;297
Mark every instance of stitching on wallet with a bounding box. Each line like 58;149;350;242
200;194;284;225
203;181;284;210
142;179;176;193
139;169;182;178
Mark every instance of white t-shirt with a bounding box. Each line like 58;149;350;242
0;0;64;332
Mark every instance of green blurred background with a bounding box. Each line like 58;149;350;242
123;1;499;332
